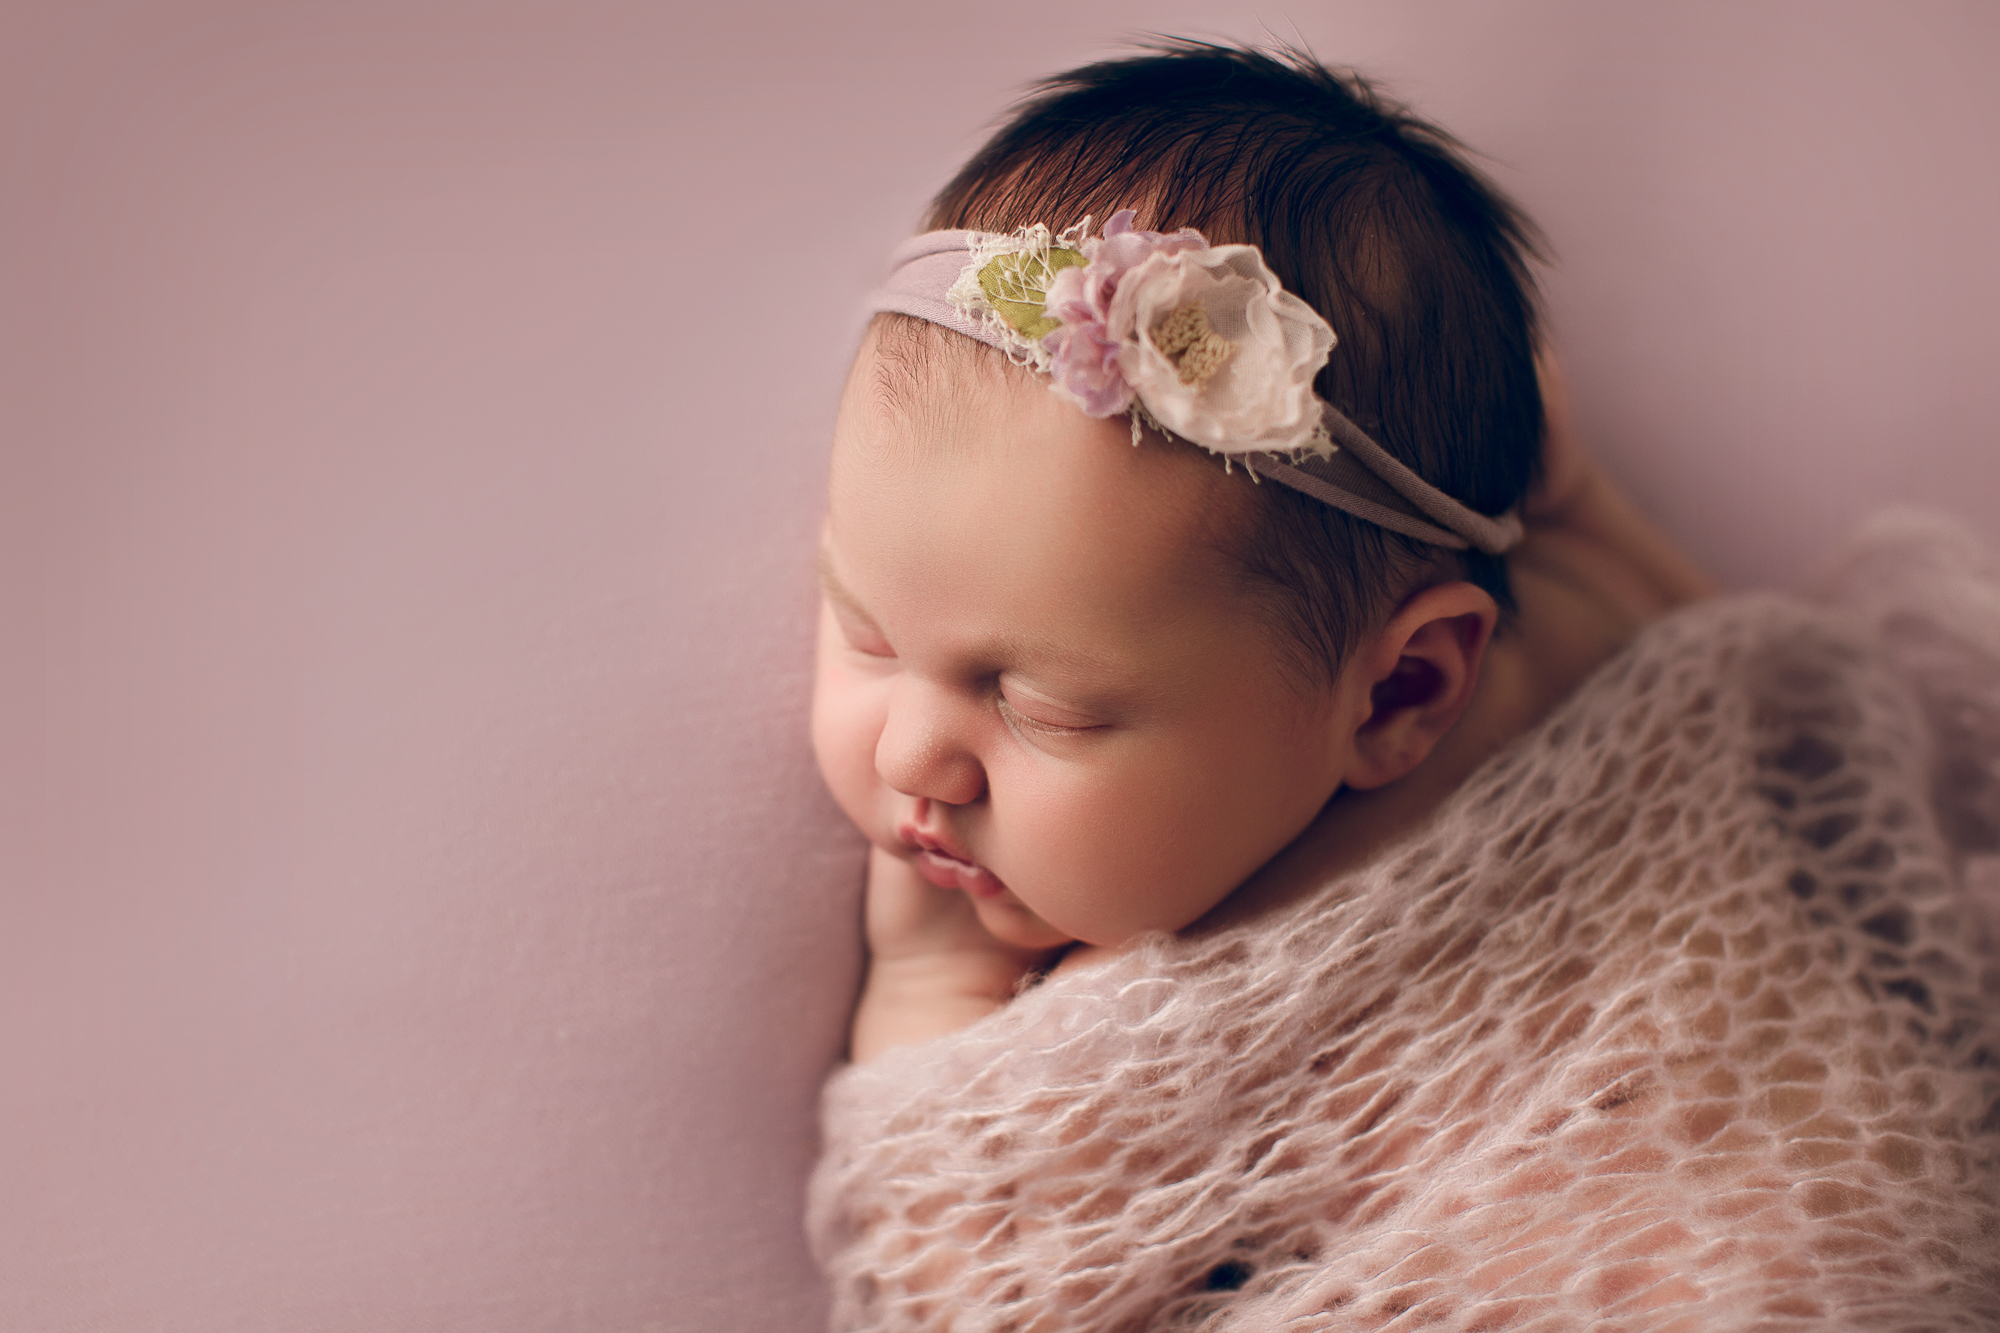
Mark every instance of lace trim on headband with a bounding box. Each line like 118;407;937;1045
942;220;1092;376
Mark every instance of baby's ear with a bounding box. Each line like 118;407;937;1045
1342;582;1498;790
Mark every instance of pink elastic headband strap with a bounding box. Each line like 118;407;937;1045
867;231;1002;348
864;231;1523;556
1261;415;1526;555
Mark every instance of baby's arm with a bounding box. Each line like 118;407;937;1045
848;847;1063;1063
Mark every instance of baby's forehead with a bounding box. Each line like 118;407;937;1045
845;323;1257;542
835;417;1263;624
856;316;1021;442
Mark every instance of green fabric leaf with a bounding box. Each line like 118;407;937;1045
977;247;1086;341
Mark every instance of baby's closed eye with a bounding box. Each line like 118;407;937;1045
824;596;895;659
996;682;1104;736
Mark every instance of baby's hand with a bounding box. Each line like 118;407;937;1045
1522;345;1593;524
1514;344;1714;611
849;847;1063;1063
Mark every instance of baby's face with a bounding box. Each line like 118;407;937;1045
812;336;1359;949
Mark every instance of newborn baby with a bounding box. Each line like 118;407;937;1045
808;40;2000;1332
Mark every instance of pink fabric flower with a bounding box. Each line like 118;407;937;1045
1040;210;1205;416
1042;319;1131;416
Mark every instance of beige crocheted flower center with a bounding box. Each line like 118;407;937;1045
1152;301;1236;388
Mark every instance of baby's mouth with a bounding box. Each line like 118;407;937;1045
901;824;1009;900
913;848;1009;899
900;820;1008;904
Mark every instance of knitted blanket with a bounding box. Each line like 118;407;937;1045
808;512;2000;1332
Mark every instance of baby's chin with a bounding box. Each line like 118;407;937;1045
972;895;1077;953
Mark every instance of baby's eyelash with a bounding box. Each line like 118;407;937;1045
996;692;1095;738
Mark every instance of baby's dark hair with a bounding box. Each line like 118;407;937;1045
903;40;1547;682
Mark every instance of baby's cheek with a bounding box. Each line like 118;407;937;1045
810;674;883;815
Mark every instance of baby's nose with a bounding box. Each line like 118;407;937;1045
875;681;986;806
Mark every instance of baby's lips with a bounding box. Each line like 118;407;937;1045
914;849;1009;900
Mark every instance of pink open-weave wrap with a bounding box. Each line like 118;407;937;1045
809;511;2000;1331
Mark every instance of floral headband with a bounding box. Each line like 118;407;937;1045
866;210;1523;555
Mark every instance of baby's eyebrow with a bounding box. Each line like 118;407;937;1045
815;544;876;626
816;540;1140;702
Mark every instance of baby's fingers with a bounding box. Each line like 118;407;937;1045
1523;345;1592;520
862;846;1005;963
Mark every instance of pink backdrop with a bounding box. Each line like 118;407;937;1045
6;2;1995;1329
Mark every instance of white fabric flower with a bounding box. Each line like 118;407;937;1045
1106;245;1335;456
